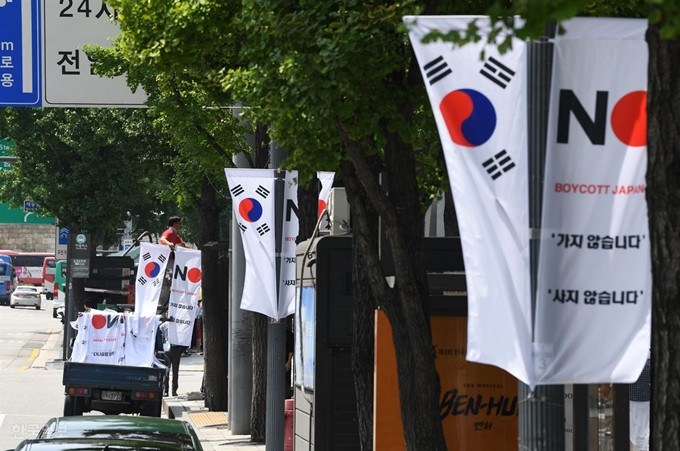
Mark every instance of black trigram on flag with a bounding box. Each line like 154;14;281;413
256;185;270;198
422;56;452;85
231;184;245;197
239;223;247;233
138;276;148;285
480;56;515;89
158;254;166;263
257;223;271;236
142;252;151;261
482;150;516;180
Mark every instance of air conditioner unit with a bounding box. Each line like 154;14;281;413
327;187;350;235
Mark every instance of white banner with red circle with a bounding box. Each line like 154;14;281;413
317;170;334;211
167;248;202;347
317;171;335;234
71;311;160;366
406;16;533;386
71;311;127;365
135;243;172;317
534;18;651;384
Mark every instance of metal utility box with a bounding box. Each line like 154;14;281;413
293;236;467;451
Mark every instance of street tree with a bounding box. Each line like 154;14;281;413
87;2;260;414
0;107;175;309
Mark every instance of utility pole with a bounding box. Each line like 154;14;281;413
519;24;565;451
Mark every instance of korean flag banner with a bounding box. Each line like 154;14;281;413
406;16;533;386
279;170;299;319
225;168;278;319
135;243;171;318
534;18;651;385
167;248;202;347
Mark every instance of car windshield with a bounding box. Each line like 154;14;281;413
16;287;38;292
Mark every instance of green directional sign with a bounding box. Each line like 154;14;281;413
0;138;55;224
0;202;56;224
0;139;14;172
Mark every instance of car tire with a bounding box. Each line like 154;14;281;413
10;304;15;309
35;305;41;310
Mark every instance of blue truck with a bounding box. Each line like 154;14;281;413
62;361;165;417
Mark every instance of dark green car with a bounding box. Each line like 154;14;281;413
32;416;203;451
12;438;185;451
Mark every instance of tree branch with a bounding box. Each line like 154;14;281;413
168;77;231;160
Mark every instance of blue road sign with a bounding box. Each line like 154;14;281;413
0;0;41;107
58;226;71;245
23;199;39;211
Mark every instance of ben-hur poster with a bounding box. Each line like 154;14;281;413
374;312;518;450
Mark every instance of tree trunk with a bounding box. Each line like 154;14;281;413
200;176;228;411
646;23;680;451
341;159;380;451
250;312;268;442
383;130;445;451
340;128;446;450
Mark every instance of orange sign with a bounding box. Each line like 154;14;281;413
374;311;518;450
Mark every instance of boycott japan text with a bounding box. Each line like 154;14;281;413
554;183;645;195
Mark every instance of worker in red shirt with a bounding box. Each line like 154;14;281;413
158;216;188;313
159;216;189;251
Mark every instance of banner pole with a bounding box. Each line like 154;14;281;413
265;139;288;451
518;23;565;451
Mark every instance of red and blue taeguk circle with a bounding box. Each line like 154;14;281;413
145;262;161;278
440;89;497;147
238;198;263;223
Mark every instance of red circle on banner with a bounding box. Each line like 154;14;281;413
91;315;106;330
318;199;327;217
188;268;202;283
611;91;647;147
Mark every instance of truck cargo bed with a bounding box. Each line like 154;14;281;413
63;361;164;391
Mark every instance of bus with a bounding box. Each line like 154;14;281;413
42;257;56;299
0;250;55;286
53;260;66;318
0;259;14;305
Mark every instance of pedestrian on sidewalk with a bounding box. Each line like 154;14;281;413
160;310;185;397
629;350;651;451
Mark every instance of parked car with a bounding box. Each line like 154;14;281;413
10;438;185;451
10;286;42;310
36;416;203;451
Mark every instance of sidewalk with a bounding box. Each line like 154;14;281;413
162;352;266;451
